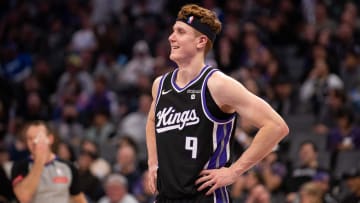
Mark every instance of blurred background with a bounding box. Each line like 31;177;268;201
0;0;360;202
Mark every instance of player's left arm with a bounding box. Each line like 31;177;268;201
196;71;289;194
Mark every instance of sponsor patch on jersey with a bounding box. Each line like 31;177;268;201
53;176;69;184
186;89;201;94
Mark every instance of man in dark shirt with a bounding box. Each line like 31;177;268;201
341;168;360;203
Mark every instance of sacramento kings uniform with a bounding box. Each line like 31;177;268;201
155;65;236;203
11;157;81;203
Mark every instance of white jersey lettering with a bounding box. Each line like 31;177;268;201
156;107;200;133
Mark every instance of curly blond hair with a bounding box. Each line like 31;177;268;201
177;4;222;53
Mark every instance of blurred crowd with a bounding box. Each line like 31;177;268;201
0;0;360;202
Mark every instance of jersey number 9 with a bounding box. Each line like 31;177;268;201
185;137;198;159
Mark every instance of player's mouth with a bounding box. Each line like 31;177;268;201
171;46;180;49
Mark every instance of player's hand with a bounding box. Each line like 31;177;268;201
196;167;238;195
33;131;50;165
148;165;158;195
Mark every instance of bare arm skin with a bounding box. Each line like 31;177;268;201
196;71;289;195
146;76;161;194
13;137;50;203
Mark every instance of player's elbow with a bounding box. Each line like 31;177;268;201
14;188;33;203
277;121;289;139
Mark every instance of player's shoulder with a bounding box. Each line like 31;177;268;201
152;71;170;86
207;68;236;81
207;69;239;89
152;71;174;95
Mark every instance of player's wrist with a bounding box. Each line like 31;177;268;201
148;161;158;171
229;165;244;179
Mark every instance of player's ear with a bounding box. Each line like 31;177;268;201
197;35;208;49
48;134;54;145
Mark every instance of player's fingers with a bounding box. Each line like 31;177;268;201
149;181;156;194
206;184;218;195
195;174;211;185
197;179;214;191
199;169;211;176
148;174;156;194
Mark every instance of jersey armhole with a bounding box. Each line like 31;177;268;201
155;73;169;106
201;69;236;124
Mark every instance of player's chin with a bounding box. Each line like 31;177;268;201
169;53;181;62
169;53;176;60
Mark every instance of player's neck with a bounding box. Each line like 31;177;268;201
176;56;205;87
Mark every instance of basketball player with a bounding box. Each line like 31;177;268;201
146;4;289;203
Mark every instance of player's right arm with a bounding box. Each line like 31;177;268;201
146;76;161;194
12;138;49;203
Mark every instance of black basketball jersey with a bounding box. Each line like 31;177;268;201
155;65;236;202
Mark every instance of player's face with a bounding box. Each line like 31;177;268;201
168;21;200;63
25;125;52;155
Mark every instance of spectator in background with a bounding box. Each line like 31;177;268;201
52;102;85;147
300;59;344;116
56;141;76;163
295;181;326;203
230;175;247;203
8;121;30;162
32;57;57;100
0;164;14;203
340;49;360;94
70;12;97;52
244;169;271;203
239;30;267;69
256;150;287;198
314;89;348;135
341;168;360;203
312;172;338;203
93;51;123;91
302;43;339;83
0;77;12;142
314;2;337;32
0;42;32;84
215;21;242;73
113;143;141;194
55;53;94;112
21;92;50;121
327;108;360;152
80;139;111;180
333;22;357;60
0;101;8;142
286;141;328;202
119;40;154;86
77;149;104;202
14;74;50;122
0;145;12;178
268;75;295;116
118;92;152;161
99;173;139;203
132;170;156;203
85;75;119;123
85;109;117;163
0;145;15;202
